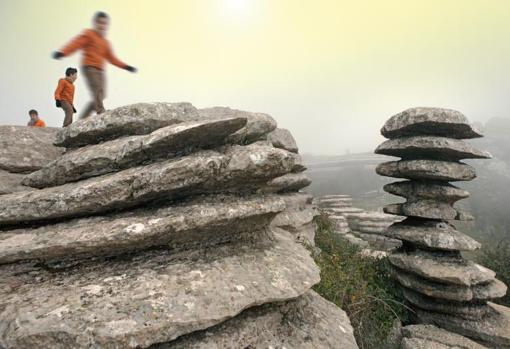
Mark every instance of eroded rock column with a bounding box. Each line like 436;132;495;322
376;107;510;348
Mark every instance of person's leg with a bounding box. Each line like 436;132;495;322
80;66;96;119
91;67;106;114
61;101;74;127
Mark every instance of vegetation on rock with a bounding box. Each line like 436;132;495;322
313;213;411;349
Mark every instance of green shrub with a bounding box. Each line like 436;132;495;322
476;240;510;306
312;213;411;349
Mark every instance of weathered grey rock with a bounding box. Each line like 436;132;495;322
375;136;491;161
156;291;358;349
24;118;247;188
259;172;311;193
0;170;31;195
327;207;364;215
381;107;483;139
267;128;299;153
383;202;472;221
384;220;480;251
401;325;488;349
270;193;317;245
0;195;285;264
415;303;510;348
198;107;277;144
0;126;64;173
0;144;299;226
55;102;202;147
352;232;402;251
0;229;319;349
392;268;507;302
384;181;469;203
402;337;451;349
389;250;496;286
402;288;492;320
376;160;476;181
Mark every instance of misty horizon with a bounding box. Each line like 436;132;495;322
1;0;509;155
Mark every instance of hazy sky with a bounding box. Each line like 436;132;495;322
1;0;509;154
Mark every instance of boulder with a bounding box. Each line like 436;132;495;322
0;145;299;226
384;181;469;203
0;195;285;264
24;118;247;188
156;291;358;349
0;170;31;195
383;201;467;221
0;126;63;173
375;136;491;161
0;229;319;349
384;220;481;251
198;107;277;144
259;172;311;193
376;160;476;181
389;251;496;286
401;325;488;349
55;102;201;147
380;107;483;139
392;268;507;302
267;128;299;153
402;288;492;320
415;303;510;348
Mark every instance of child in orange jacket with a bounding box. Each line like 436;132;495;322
55;67;78;127
52;11;136;119
27;109;46;127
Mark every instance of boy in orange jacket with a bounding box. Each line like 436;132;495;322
27;110;46;127
55;67;78;127
52;11;136;119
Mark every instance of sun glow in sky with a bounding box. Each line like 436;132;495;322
0;0;510;155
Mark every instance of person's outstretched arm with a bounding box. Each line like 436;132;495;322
53;30;90;59
106;43;137;72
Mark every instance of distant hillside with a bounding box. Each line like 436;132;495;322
304;117;510;243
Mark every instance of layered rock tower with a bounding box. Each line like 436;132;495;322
375;107;510;348
0;103;358;349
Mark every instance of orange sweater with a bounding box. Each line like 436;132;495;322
29;119;46;127
59;29;127;70
54;78;75;105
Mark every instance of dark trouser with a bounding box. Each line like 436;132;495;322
61;100;74;127
81;66;106;119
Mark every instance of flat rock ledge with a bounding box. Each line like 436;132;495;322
380;107;483;139
0;144;298;226
376;160;476;181
375;136;491;161
24;117;247;188
401;324;488;349
0;230;319;349
383;220;480;251
389;250;496;286
392;268;507;302
155;291;358;349
0;126;64;173
55;102;202;147
0;195;285;264
415;303;510;348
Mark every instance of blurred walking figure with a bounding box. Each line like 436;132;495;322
55;67;78;127
27;110;46;127
52;11;137;119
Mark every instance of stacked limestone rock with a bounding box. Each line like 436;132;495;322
375;107;510;348
347;211;403;252
0;103;358;349
315;195;354;235
316;195;401;252
0;126;63;194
